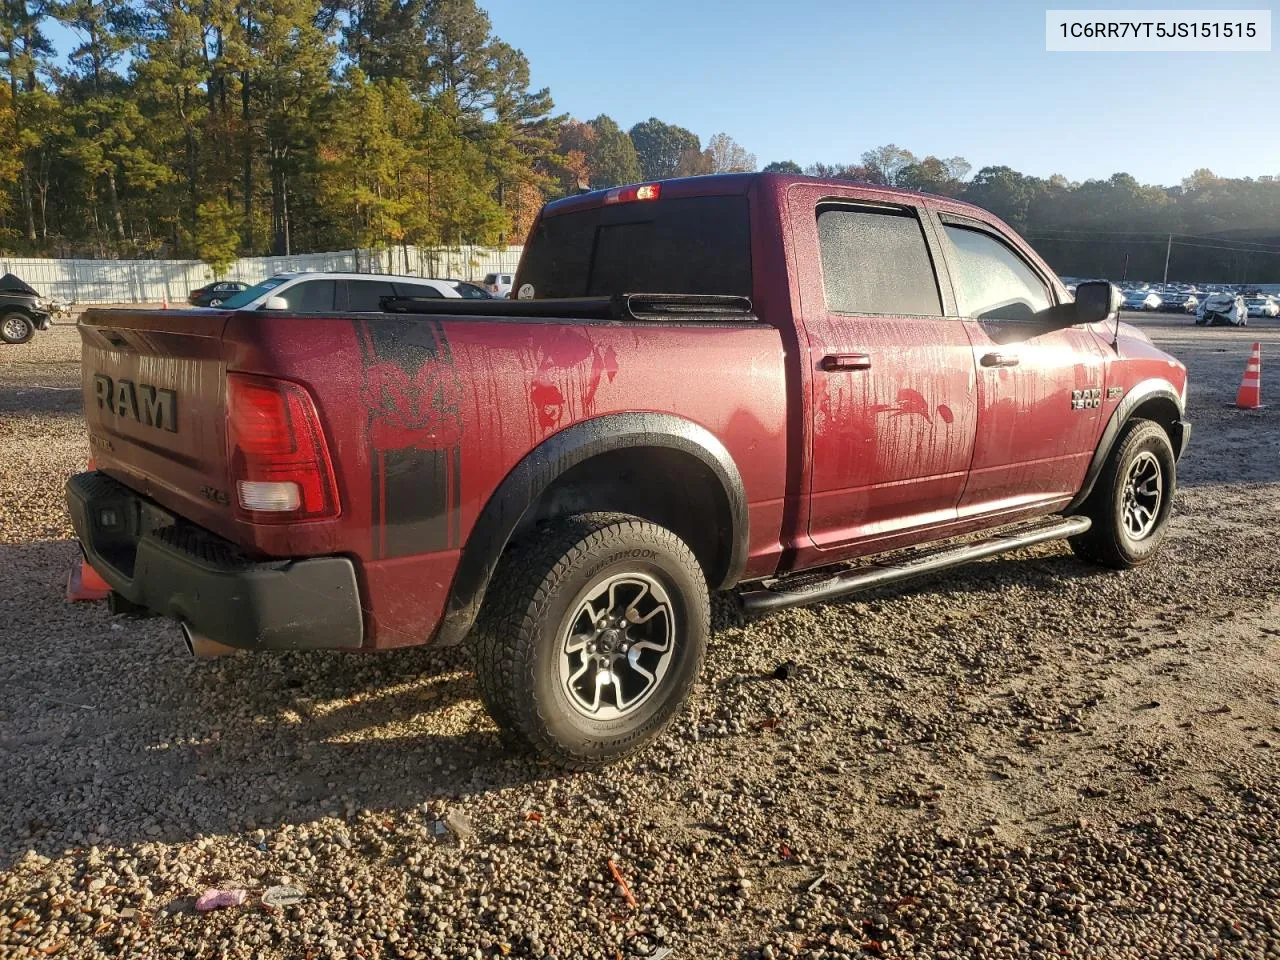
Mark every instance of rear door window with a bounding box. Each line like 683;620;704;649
278;279;336;312
518;195;752;299
816;206;942;316
393;282;444;299
348;280;397;312
453;282;491;299
942;224;1050;321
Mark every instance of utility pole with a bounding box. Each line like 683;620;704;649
1162;234;1172;284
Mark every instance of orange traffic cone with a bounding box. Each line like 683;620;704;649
66;554;111;602
1235;342;1262;409
161;293;169;310
67;455;112;602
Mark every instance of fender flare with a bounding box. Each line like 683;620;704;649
1067;378;1185;512
434;412;749;646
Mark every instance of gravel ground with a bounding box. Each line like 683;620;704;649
1;314;1278;959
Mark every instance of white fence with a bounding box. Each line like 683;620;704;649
0;245;524;304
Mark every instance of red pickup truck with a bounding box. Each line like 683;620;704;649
67;173;1190;767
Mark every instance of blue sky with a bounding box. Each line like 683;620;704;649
476;0;1278;185
46;0;1278;186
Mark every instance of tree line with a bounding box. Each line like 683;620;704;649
764;147;1280;282
2;2;1278;281
0;0;758;271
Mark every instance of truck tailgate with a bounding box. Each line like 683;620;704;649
79;309;235;537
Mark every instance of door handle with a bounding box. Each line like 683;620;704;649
980;352;1020;368
821;353;872;371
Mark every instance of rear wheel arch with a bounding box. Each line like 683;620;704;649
435;413;748;646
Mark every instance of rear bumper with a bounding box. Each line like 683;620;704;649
65;471;364;651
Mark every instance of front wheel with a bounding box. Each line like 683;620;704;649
1070;418;1176;569
473;513;709;769
0;313;35;344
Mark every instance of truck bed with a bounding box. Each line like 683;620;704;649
77;301;789;647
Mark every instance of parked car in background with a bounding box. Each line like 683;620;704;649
0;273;53;344
1197;293;1248;326
1245;296;1280;319
1162;292;1198;313
188;281;250;307
209;273;464;312
483;272;513;298
1122;289;1162;311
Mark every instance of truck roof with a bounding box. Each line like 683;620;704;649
541;172;990;220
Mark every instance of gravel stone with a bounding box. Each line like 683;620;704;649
1;316;1279;958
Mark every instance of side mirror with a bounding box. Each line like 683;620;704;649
1074;281;1120;325
262;295;289;311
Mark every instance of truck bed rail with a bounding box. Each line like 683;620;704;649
381;292;757;323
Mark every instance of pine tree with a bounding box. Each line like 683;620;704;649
56;0;144;250
193;194;240;273
249;0;336;254
1;0;53;248
133;0;210;250
586;114;639;188
318;70;413;255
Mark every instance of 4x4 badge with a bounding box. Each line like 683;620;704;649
1071;388;1102;410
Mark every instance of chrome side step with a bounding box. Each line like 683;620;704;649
738;516;1092;615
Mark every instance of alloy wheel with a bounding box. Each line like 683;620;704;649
558;573;676;721
1121;451;1163;539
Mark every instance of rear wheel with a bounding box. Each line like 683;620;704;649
1070;418;1176;569
473;512;709;769
0;313;35;344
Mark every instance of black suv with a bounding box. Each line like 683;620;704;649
0;274;52;344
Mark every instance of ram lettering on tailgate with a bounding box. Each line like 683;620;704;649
93;374;178;432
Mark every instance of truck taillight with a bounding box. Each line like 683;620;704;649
226;373;339;522
603;182;661;205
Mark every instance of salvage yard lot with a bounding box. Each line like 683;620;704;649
1;316;1279;959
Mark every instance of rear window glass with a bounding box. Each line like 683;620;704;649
817;206;941;317
348;280;397;311
517;195;752;299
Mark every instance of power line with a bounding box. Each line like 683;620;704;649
1026;228;1280;253
1024;234;1280;257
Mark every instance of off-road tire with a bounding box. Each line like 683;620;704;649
1070;418;1176;569
0;313;35;344
473;512;709;769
